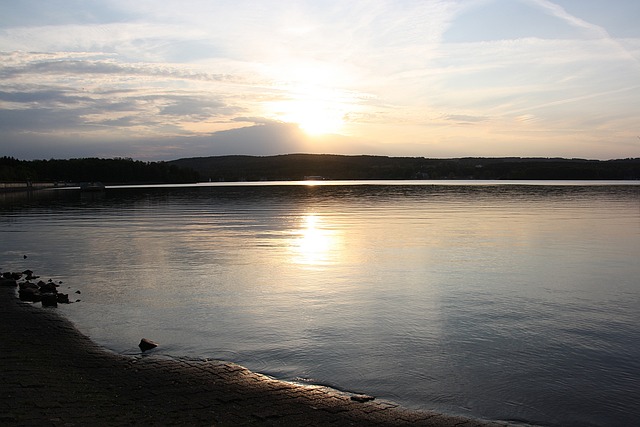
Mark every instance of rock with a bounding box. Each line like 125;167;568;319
3;272;20;280
19;281;39;290
75;290;81;294
56;293;70;304
138;338;158;352
351;394;375;403
25;271;39;280
18;287;41;302
41;293;58;307
38;282;58;293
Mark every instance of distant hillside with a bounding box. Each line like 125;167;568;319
168;154;640;181
0;157;200;184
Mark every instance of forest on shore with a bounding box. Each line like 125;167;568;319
169;154;640;182
0;157;200;184
2;154;639;184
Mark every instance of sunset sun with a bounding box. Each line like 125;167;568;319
265;62;354;136
284;99;346;136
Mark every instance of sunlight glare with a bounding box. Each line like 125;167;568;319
291;214;338;266
288;98;345;136
265;62;354;136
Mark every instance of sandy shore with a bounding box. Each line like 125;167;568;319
0;284;529;426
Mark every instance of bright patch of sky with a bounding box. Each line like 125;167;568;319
0;0;638;160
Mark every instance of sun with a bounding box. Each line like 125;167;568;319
283;98;346;136
264;61;354;136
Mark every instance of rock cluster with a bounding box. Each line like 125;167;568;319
1;270;77;307
3;268;157;353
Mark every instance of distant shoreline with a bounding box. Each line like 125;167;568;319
3;177;639;195
3;155;640;186
168;154;640;182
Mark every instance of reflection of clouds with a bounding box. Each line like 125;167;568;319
291;214;339;266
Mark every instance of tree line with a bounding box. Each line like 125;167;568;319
0;157;200;184
169;154;640;181
3;154;639;184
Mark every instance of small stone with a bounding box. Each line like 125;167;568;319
351;394;375;403
39;282;58;293
138;338;158;352
19;282;38;290
41;293;58;307
75;290;81;294
18;287;41;302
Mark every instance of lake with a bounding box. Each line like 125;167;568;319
1;181;639;426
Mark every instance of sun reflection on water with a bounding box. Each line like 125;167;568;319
291;214;340;266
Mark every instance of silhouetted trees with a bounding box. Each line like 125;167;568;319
0;157;200;184
3;155;639;184
169;154;640;181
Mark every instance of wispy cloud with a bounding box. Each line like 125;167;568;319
526;0;640;67
0;52;241;83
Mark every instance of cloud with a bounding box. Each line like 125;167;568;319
443;114;488;124
0;89;90;105
0;118;384;161
0;107;86;133
0;50;250;140
526;0;640;67
0;53;238;83
232;117;284;126
191;122;310;156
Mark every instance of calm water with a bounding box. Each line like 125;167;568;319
2;181;639;426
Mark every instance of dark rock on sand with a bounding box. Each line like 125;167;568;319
19;287;41;302
19;281;39;290
22;270;39;280
139;338;158;352
57;293;70;304
351;394;376;402
41;293;58;307
38;281;58;293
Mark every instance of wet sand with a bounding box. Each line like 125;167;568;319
0;284;528;426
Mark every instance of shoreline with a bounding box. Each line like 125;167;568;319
0;284;531;426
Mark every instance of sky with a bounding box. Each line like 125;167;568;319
1;0;639;161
